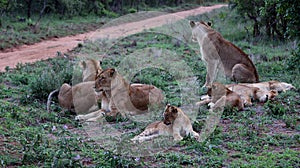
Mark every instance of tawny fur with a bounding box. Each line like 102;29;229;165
189;21;259;87
75;68;164;122
196;82;244;111
80;59;102;82
47;59;102;113
226;84;278;106
131;105;199;143
242;81;295;93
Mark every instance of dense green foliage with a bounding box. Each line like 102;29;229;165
0;0;208;19
232;0;300;39
0;6;299;168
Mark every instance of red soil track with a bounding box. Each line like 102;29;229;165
0;4;226;71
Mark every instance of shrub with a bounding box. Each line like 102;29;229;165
287;43;300;72
28;58;73;101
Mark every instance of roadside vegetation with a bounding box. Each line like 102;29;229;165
1;3;299;168
0;0;216;50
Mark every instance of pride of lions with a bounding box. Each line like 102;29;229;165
47;21;295;143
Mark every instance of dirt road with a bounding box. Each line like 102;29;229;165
0;4;226;71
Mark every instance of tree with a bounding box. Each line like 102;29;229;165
233;0;300;40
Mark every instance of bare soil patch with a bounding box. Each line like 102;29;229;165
0;4;226;72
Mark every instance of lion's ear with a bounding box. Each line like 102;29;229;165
99;60;102;65
171;106;178;114
96;69;101;75
207;21;212;27
109;68;116;77
95;69;100;80
189;20;196;28
81;61;87;69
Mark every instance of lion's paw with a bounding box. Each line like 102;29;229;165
75;115;85;121
208;102;215;108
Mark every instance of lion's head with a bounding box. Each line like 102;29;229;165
163;104;179;125
80;59;102;82
189;20;212;42
94;68;116;93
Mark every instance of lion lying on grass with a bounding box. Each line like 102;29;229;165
242;80;295;93
189;21;259;87
226;83;278;106
198;81;294;109
75;68;164;122
131;104;199;143
47;59;102;114
196;82;244;111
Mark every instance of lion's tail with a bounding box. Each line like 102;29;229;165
47;89;59;113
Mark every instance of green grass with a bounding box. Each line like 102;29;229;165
0;6;300;167
0;15;108;50
0;3;205;51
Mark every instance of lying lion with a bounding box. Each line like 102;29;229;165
189;21;259;87
131;104;199;143
47;59;102;114
196;82;244;111
242;80;295;93
226;83;278;106
75;68;164;122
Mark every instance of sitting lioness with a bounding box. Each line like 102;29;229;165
80;59;102;82
131;104;199;143
47;59;103;113
189;21;259;87
75;68;164;122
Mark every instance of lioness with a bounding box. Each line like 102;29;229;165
242;81;295;93
189;21;259;87
226;84;278;106
131;104;199;143
75;68;164;122
196;82;244;111
47;59;102;113
80;59;102;82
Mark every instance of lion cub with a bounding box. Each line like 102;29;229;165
197;82;244;111
190;21;259;87
131;104;199;143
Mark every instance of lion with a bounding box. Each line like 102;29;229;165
131;104;199;143
80;59;102;82
226;84;278;106
189;21;259;87
47;59;102;113
75;68;164;122
196;82;244;111
242;80;295;93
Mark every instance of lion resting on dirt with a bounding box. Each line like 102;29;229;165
47;59;102;114
131;104;199;143
189;21;259;87
75;68;164;122
196;82;244;111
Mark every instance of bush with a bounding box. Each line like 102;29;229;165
28;58;73;101
232;0;300;39
287;43;300;72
